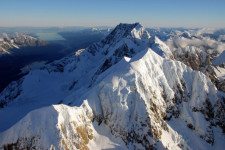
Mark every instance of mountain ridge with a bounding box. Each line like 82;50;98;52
0;23;224;150
0;33;48;55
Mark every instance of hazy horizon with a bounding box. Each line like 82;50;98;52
0;24;225;30
0;0;225;28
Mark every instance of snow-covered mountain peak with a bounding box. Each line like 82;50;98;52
150;36;174;59
130;23;151;39
0;23;225;150
101;23;150;45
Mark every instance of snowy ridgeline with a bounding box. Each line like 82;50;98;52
0;23;225;150
0;33;48;55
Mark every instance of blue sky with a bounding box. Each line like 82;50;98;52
0;0;225;28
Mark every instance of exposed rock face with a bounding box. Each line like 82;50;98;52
0;33;48;55
0;23;225;150
216;79;225;92
0;79;23;108
170;46;225;93
174;46;216;74
0;102;94;150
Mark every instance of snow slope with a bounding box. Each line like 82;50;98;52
0;23;154;131
0;23;225;150
0;102;126;150
150;36;174;59
213;50;225;66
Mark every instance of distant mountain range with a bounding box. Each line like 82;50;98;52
0;33;48;55
0;23;224;150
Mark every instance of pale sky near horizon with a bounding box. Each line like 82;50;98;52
0;0;225;28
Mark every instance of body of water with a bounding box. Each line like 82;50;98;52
35;32;65;41
0;30;106;93
0;44;63;93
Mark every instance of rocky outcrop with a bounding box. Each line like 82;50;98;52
171;46;225;93
0;79;23;108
